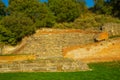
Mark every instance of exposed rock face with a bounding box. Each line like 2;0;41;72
102;23;120;37
94;32;109;41
2;37;27;54
63;38;120;63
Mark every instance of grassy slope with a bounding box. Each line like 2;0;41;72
0;61;120;80
53;12;120;29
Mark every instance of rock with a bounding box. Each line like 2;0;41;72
94;32;109;42
102;23;120;37
63;38;120;63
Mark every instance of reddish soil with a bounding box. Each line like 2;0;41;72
63;38;120;63
0;55;36;62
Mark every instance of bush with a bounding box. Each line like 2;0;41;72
8;0;56;28
52;12;120;29
34;4;56;28
73;12;120;29
0;12;35;45
48;0;80;22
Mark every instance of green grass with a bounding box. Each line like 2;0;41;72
0;61;120;80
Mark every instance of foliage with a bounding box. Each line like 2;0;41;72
53;12;120;29
0;0;6;19
8;0;55;28
110;0;120;18
75;0;88;14
92;0;112;15
0;25;14;44
74;12;120;29
53;22;75;29
0;12;35;45
0;0;56;45
0;61;119;80
34;4;55;28
92;0;120;18
48;0;80;22
0;0;120;45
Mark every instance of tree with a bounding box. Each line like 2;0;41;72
48;0;80;22
76;0;88;14
0;0;6;19
92;0;111;15
8;0;55;28
92;0;120;18
0;12;35;45
110;0;120;18
32;3;56;28
0;0;55;45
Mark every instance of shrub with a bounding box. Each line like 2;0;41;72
0;12;35;45
48;0;80;22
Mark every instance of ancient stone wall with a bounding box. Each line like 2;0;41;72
14;29;97;59
0;59;89;72
102;23;120;37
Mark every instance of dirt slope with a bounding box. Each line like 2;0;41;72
63;38;120;63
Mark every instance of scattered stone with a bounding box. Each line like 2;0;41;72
94;32;109;42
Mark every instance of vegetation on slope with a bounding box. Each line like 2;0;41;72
53;12;120;29
91;0;120;18
0;0;120;45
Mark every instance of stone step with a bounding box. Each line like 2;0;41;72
0;58;89;72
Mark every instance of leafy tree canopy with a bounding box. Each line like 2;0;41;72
92;0;120;18
0;0;6;19
0;12;35;45
8;0;55;28
48;0;81;22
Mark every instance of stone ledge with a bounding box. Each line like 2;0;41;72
0;58;89;72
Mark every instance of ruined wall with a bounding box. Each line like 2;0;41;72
0;59;89;72
102;23;120;37
14;29;97;59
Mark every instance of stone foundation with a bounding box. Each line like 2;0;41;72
14;29;97;59
102;23;120;37
0;58;89;72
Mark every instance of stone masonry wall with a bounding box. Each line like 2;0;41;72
102;23;120;37
15;29;98;59
0;59;89;72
